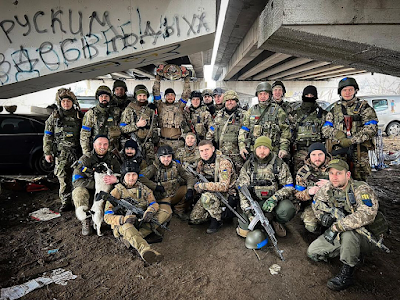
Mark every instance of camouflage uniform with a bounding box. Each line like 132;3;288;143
292;102;326;174
152;77;191;152
322;98;378;180
190;151;236;223
43;98;82;208
140;160;195;216
206;100;246;173
308;179;378;266
80;105;121;156
175;145;200;168
71;151;120;209
185;105;212;140
111;80;132;110
120;101;158;166
236;153;295;230
238;101;291;154
294;156;330;232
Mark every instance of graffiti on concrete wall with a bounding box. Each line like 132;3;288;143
0;8;210;85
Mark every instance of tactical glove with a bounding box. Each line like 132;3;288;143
323;227;338;245
120;215;137;225
262;196;278;213
320;213;336;227
142;210;154;223
155;185;165;193
339;138;352;148
185;189;194;202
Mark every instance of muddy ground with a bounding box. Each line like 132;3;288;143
1;138;400;300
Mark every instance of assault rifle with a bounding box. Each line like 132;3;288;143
238;185;285;261
183;164;247;224
96;191;170;231
324;207;389;253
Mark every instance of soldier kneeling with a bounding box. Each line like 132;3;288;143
104;161;164;264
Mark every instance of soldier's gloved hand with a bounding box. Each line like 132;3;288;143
278;149;288;159
323;227;338;245
339;138;352;148
155;185;165;193
142;210;154;223
240;148;249;160
320;213;336;227
185;189;194;202
334;130;346;140
122;215;137;225
262;196;278;212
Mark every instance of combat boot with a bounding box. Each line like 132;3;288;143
327;264;355;291
206;218;222;234
272;221;287;237
81;219;91;236
141;248;164;265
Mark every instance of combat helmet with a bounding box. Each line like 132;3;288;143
120;160;140;178
255;82;272;96
134;84;150;98
202;89;213;97
95;85;112;99
113;80;128;93
190;90;203;101
223;90;239;103
338;77;359;95
272;81;286;94
245;229;268;249
157;145;174;157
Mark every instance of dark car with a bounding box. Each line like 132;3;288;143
0;113;54;174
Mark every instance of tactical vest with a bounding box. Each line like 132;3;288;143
189;105;209;137
159;102;184;129
127;102;154;140
200;152;237;187
295;107;324;146
155;161;180;195
92;106;121;138
249;103;281;148
176;146;199;167
297;165;329;188
114;182;148;210
52;111;81;152
249;154;282;199
214;109;244;147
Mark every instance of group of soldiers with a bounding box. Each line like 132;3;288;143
44;75;387;291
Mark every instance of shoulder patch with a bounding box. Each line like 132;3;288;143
361;193;372;207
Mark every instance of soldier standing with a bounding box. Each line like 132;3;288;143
185;91;212;141
206;90;245;173
72;135;120;235
140;145;195;221
80;86;122;156
120;84;158;166
111;79;131;110
292;86;327;174
212;88;225;115
322;77;378;181
308;159;387;291
43;88;83;211
271;81;294;116
175;132;200;168
236;136;295;238
152;75;191;152
294;142;330;233
104;161;163;264
202;89;216;117
189;140;237;234
238;82;291;160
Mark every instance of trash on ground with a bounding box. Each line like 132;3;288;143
0;268;77;300
47;249;59;254
29;208;60;221
269;264;281;275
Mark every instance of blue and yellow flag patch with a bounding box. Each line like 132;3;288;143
361;194;373;207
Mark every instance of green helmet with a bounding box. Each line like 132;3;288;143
202;89;213;97
338;77;359;95
134;84;150;98
113;80;127;93
245;229;268;249
223;90;239;103
95;85;112;100
255;82;272;96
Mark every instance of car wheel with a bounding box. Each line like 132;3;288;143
33;153;54;174
386;121;400;136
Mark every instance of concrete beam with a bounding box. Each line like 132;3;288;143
314;71;367;81
299;67;357;80
0;0;215;98
258;0;400;78
254;57;313;80
283;65;344;80
269;61;330;80
130;69;155;79
238;53;291;80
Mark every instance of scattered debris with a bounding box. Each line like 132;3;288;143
269;264;281;275
47;249;59;254
29;208;60;221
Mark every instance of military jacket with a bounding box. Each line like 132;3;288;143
206;107;245;150
312;179;378;232
237;153;294;211
120;101;158;142
140;160;195;197
186;105;212;139
322;98;378;149
104;181;158;227
196;151;236;194
72;151;120;187
43;109;81;157
175;146;200;168
80;104;122;155
294;156;330;202
238;102;291;152
293;103;326;147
